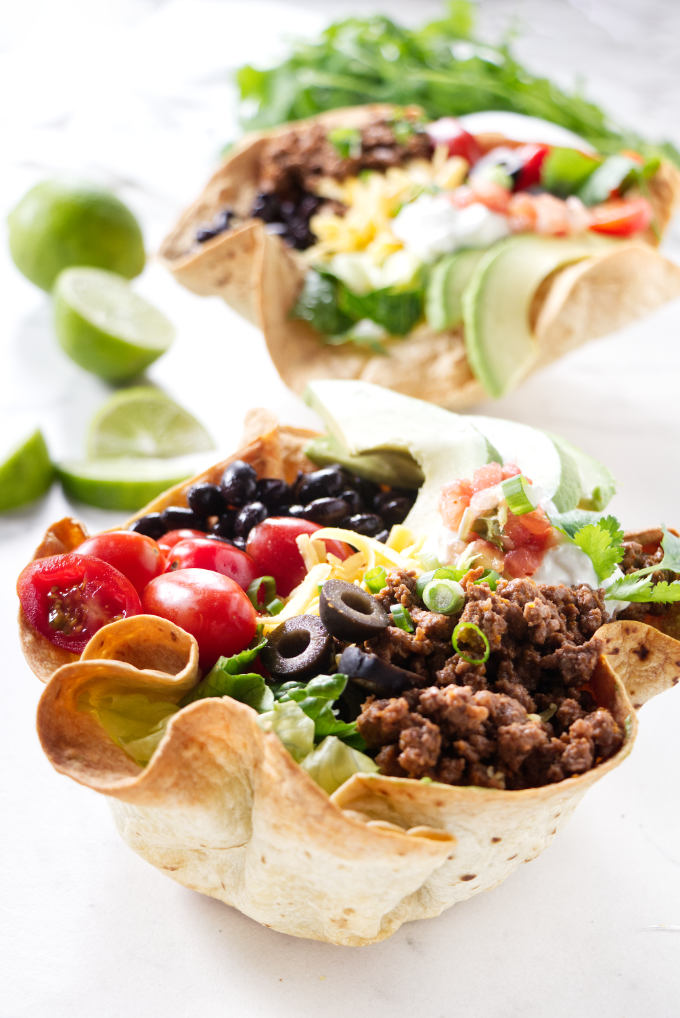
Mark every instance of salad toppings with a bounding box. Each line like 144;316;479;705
319;579;389;641
260;615;333;681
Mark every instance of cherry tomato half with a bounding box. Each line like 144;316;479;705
157;528;206;553
246;518;350;597
167;538;258;591
425;118;482;164
142;568;256;669
589;197;652;236
515;143;551;191
76;530;165;594
17;553;141;653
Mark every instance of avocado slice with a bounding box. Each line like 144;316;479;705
547;431;616;511
425;248;485;331
462;234;613;398
305;433;424;489
305;380;492;533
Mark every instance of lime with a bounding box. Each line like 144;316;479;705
57;456;205;511
87;386;214;459
0;429;54;512
8;179;145;292
53;268;175;382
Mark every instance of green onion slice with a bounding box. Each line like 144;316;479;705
364;566;387;593
266;597;284;616
390;604;414;632
416;565;462;599
422;578;465;615
247;575;277;610
474;569;500;590
452;621;490;665
501;474;535;516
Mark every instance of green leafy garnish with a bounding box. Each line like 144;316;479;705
292;271;354;337
182;637;272;709
235;4;680;165
604;528;680;603
571;515;624;581
337;281;423;336
328;126;362;159
273;672;364;748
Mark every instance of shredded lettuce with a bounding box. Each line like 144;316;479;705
182;637;272;709
273;672;365;748
257;700;315;762
301;736;378;794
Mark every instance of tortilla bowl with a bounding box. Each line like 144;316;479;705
159;105;680;408
20;420;680;945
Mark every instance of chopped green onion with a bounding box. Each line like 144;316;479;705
419;776;433;785
452;622;490;665
266;598;284;616
501;475;535;516
422;579;465;615
416;566;462;599
327;126;362;159
418;551;441;571
474;569;500;590
364;566;387;594
390;604;414;632
247;575;277;610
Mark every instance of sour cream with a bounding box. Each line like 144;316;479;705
392;194;510;262
532;542;600;588
458;111;595;152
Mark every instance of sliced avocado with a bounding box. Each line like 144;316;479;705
305;434;423;489
305;380;492;533
547;431;616;511
462;234;613;398
425;248;485;331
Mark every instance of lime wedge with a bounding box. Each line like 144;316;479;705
57;456;203;511
53;268;175;382
7;178;145;292
0;429;54;512
87;386;214;459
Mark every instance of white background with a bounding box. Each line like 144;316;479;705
1;2;679;1015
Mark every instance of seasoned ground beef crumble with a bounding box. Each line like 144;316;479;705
354;570;623;789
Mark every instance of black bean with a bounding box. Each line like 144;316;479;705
196;226;218;244
256;477;291;511
231;535;247;550
287;504;308;518
374;495;413;526
296;465;349;502
160;506;205;530
338;488;363;514
187;482;225;517
345;513;384;537
375;529;390;543
348;474;380;505
210;510;237;538
300;496;350;526
220;460;258;506
233;501;268;538
129;513;166;540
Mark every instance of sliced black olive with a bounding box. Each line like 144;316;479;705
319;579;389;641
261;616;333;681
338;646;421;696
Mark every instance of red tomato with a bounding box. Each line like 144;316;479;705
158;528;205;552
142;568;256;669
426;119;482;164
589;198;652;236
167;538;258;591
515;144;550;190
246;518;350;597
17;553;141;653
76;531;165;594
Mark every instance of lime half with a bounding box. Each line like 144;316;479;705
57;456;205;511
87;386;214;459
0;430;54;512
8;179;145;292
53;268;175;382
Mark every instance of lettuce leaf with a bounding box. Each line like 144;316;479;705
182;638;273;710
301;736;378;794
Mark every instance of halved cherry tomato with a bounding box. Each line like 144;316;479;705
589;197;652;236
76;531;165;594
158;528;206;553
17;553;141;653
515;144;551;191
167;538;258;591
246;518;350;597
425;118;482;164
141;568;256;669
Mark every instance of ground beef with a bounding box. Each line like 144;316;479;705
354;571;624;789
258;117;433;196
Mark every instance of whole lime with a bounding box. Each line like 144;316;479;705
7;179;146;291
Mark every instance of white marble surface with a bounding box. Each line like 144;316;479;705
1;2;679;1015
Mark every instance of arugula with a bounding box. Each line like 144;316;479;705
182;638;273;710
235;2;680;164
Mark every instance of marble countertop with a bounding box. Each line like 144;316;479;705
2;2;679;1015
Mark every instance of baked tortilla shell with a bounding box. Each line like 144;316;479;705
159;106;680;408
20;424;680;943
